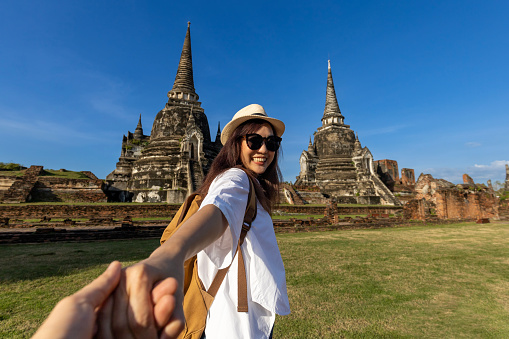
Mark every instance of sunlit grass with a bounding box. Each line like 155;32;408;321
2;222;509;338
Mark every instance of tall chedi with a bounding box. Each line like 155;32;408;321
106;23;221;203
295;61;401;205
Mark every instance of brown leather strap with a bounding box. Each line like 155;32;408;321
206;175;257;314
236;244;248;312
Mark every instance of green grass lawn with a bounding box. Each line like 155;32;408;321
2;222;509;338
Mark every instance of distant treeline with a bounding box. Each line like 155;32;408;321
0;162;24;171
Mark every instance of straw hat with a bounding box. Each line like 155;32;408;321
220;104;285;145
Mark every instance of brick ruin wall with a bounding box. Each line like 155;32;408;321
463;174;475;185
401;168;415;186
0;203;402;220
434;188;499;220
0;204;180;219
499;200;509;220
375;159;399;181
402;199;429;220
31;177;107;203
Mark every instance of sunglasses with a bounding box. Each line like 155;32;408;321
243;134;282;152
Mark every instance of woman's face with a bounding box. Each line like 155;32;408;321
240;124;276;175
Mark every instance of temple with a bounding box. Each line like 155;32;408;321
295;61;401;205
106;23;222;203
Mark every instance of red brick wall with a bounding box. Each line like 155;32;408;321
0;204;180;219
401;168;415;185
375;159;399;181
0;203;402;220
435;189;499;220
31;178;107;203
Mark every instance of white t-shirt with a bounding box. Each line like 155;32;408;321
197;168;290;338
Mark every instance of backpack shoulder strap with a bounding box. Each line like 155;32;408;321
206;175;257;305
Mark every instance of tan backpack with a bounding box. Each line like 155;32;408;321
160;176;257;339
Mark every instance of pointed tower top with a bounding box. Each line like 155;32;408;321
134;114;143;139
168;22;197;100
322;60;345;126
215;121;221;143
308;136;315;155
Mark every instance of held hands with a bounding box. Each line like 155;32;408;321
96;255;186;339
32;261;122;339
32;261;185;339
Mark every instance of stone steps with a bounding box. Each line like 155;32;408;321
1;166;43;203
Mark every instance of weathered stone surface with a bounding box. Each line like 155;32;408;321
375;160;399;182
401;168;415;186
410;173;499;220
463;173;475;185
2;165;43;203
414;173;455;204
295;61;401;206
505;164;509;191
0;166;107;203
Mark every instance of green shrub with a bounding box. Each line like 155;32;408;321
0;162;22;171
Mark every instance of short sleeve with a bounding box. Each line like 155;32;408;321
198;168;249;268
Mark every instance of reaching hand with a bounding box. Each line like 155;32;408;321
32;261;122;339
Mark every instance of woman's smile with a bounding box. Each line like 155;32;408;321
240;124;275;175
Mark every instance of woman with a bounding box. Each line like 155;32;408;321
98;104;290;339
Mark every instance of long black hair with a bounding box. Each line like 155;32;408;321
198;119;282;213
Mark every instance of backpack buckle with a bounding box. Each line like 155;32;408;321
242;222;251;232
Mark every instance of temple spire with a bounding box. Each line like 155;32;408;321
308;136;315;154
215;121;221;143
322;60;344;126
168;22;198;101
134;114;143;139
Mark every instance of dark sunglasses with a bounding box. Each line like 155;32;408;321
243;134;282;152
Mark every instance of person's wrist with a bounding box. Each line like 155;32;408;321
145;246;185;275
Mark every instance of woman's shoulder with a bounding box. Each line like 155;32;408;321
216;168;249;182
211;168;250;189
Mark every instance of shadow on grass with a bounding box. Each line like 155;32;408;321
0;239;160;282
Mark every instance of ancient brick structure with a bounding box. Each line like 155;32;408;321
499;200;509;220
0;166;107;203
2;166;43;203
281;184;305;205
375;160;399;182
106;22;221;203
401;168;415;186
402;198;434;220
295;61;401;206
324;198;339;223
410;173;499;220
434;187;498;220
31;177;106;203
463;173;475;185
505;164;509;191
414;173;455;204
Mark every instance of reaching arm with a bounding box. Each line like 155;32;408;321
96;204;228;339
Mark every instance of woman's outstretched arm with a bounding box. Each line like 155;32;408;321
96;204;228;339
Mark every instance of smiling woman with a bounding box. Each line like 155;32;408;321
91;104;290;339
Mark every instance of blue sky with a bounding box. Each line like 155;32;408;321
1;0;508;185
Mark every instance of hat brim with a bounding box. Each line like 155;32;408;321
220;116;285;145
